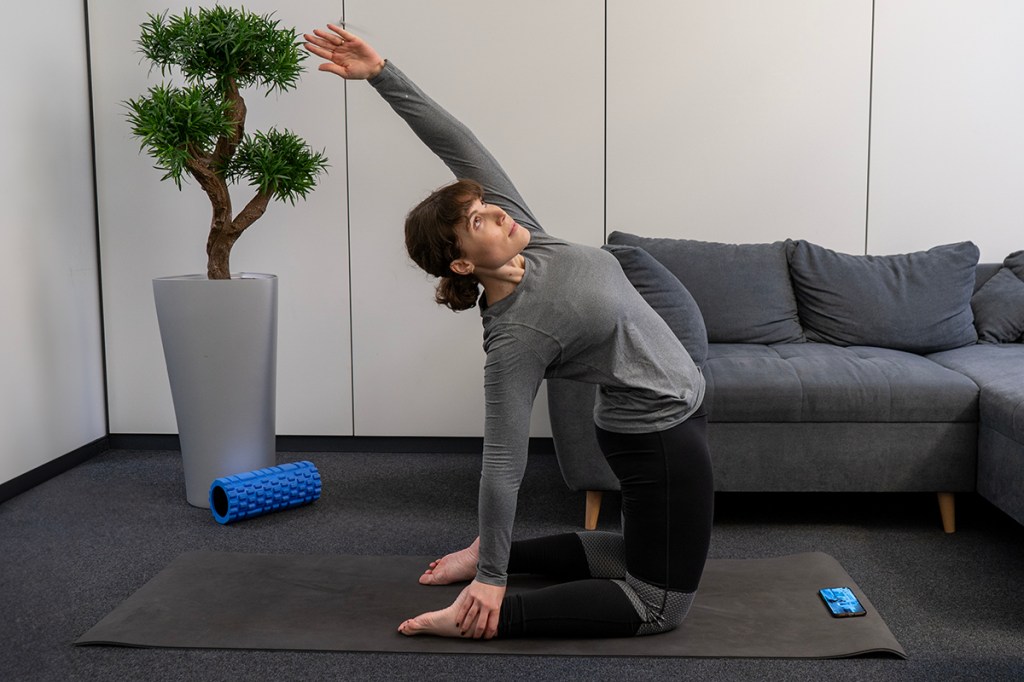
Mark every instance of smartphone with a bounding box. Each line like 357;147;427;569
819;587;867;617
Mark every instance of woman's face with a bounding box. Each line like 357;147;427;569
451;199;530;273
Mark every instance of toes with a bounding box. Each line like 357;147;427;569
419;569;441;585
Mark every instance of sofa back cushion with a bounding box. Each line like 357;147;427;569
971;250;1024;343
607;232;805;344
602;244;708;366
787;240;980;353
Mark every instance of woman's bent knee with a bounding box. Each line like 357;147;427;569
614;573;696;636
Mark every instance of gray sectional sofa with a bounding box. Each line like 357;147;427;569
548;235;1024;533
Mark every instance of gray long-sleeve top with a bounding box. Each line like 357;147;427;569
369;62;705;586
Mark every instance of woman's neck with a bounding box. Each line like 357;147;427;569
478;254;526;307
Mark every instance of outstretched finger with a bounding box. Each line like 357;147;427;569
313;28;343;45
304;43;334;60
327;23;359;42
303;32;335;49
318;63;347;78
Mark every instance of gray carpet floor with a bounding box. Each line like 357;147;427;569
2;448;1024;681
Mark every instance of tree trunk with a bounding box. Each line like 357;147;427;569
206;228;240;280
213;85;246;170
203;191;271;279
196;82;246;280
188;165;233;280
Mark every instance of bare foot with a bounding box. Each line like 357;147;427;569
397;602;464;638
419;537;479;585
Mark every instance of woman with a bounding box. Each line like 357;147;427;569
304;24;713;640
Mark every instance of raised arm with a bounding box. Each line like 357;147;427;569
304;25;542;231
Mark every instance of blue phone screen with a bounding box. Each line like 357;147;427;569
820;587;866;616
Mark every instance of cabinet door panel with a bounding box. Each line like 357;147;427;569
91;1;352;434
346;1;603;436
607;0;872;253
869;0;1024;261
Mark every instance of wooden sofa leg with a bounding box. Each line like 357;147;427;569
585;491;603;530
937;492;956;534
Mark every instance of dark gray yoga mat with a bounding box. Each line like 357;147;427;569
75;551;905;658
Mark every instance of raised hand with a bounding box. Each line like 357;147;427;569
303;24;386;80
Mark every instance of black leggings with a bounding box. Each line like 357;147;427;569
496;407;713;638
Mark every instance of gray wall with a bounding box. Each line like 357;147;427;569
80;0;1024;440
90;0;353;437
6;1;1023;486
868;0;1024;257
0;0;106;485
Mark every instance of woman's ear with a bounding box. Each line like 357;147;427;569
449;258;474;276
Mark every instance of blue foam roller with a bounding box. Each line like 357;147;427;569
209;461;322;524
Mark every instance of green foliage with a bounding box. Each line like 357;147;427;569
125;84;235;187
125;5;327;202
138;5;306;95
229;129;329;204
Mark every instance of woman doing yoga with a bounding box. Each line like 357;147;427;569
304;24;714;640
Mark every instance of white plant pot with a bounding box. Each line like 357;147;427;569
153;273;278;507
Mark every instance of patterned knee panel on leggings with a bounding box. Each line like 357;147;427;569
576;531;695;635
613;573;695;636
575;531;627;578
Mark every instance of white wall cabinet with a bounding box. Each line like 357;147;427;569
89;1;352;435
73;0;1024;445
345;0;604;436
869;0;1024;262
607;0;873;253
0;0;106;483
8;0;1024;489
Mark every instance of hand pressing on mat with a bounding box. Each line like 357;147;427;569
419;537;480;585
398;580;506;639
456;580;505;639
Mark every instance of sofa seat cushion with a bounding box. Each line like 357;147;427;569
703;343;979;423
928;344;1024;443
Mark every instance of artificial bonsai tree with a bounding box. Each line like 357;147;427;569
126;5;328;280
